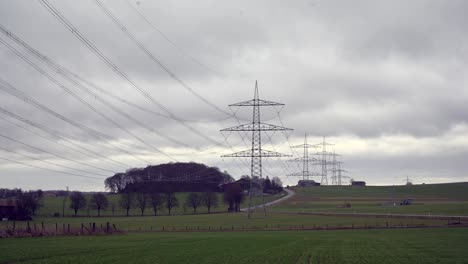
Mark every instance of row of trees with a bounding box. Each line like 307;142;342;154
69;192;109;217
69;191;221;217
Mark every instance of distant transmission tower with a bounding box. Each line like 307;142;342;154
331;161;349;186
313;137;334;185
288;133;320;181
221;81;292;218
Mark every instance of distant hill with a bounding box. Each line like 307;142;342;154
291;182;468;200
104;162;234;193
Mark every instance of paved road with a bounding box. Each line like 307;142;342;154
240;188;296;212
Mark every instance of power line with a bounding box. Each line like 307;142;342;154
0;25;197;151
95;0;230;117
0;156;103;180
0;146;110;177
0;132;116;174
0;109;131;169
0;77;152;164
37;0;225;147
123;0;224;77
0;36;175;161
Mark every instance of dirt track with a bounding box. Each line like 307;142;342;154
240;188;296;211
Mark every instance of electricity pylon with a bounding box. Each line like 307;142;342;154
329;150;340;185
330;161;349;186
288;133;320;181
404;176;413;185
312;137;334;185
221;81;292;218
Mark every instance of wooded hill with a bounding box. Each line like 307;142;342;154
104;162;234;193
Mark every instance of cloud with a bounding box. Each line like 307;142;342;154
0;0;467;190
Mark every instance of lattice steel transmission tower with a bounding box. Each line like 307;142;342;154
221;81;292;218
313;137;334;185
329;150;341;185
288;134;320;181
330;161;349;186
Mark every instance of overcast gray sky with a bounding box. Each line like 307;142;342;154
0;0;467;191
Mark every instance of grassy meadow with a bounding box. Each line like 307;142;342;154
2;182;468;263
1;228;468;263
271;183;468;216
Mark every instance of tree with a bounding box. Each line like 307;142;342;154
223;183;244;212
24;190;43;215
15;192;37;220
69;191;87;216
165;192;178;215
202;192;218;214
186;193;201;213
90;193;108;217
119;192;133;216
271;177;282;187
150;192;163;216
136;193;147;216
271;177;283;192
263;176;272;192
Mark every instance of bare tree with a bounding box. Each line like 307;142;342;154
69;191;87;216
119;192;133;216
186;193;201;213
202;192;218;214
150;192;163;216
90;193;108;217
136;193;147;216
165;192;178;215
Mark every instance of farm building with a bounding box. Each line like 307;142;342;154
351;181;366;186
298;180;320;187
0;199;16;220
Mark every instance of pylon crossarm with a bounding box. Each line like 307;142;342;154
291;143;318;149
288;157;318;162
229;99;285;107
222;149;291;158
287;172;321;177
221;122;293;132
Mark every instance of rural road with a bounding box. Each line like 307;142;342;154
240;188;296;212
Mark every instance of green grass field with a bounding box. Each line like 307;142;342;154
2;212;449;232
1;228;468;263
271;183;468;216
2;182;468;263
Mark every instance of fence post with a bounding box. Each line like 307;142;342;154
81;223;84;234
41;222;44;233
26;221;31;233
92;223;96;233
55;223;58;234
68;224;70;234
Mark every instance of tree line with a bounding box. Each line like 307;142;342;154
69;191;223;217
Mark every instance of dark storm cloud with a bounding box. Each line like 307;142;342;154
0;0;467;190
